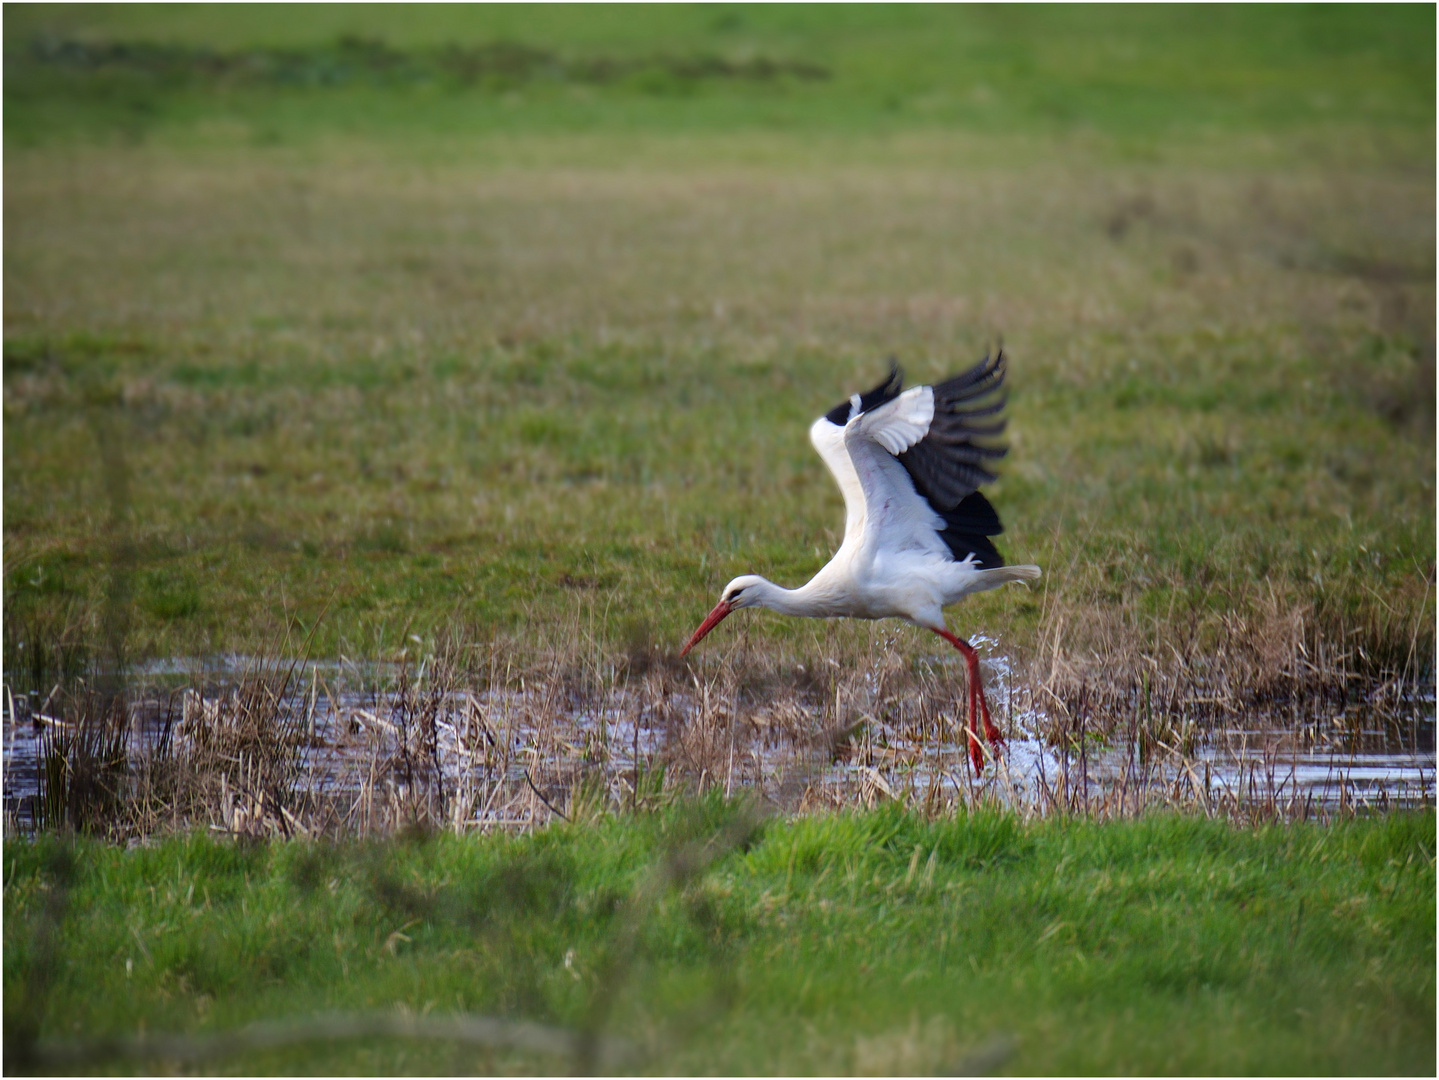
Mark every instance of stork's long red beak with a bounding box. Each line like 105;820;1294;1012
680;600;733;656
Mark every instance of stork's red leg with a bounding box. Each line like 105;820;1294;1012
973;664;1003;749
933;629;1004;772
967;663;983;774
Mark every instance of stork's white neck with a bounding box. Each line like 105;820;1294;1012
743;575;843;618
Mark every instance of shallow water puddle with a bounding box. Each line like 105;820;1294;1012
4;654;1434;832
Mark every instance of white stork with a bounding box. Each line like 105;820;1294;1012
680;351;1041;773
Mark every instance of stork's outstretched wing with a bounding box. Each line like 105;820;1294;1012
809;354;1010;567
830;353;1010;568
895;352;1009;568
896;352;1008;508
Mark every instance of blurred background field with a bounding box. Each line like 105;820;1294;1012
3;5;1435;1075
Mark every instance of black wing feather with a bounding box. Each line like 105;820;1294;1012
824;360;904;426
895;350;1012;568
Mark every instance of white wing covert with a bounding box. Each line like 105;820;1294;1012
856;385;934;455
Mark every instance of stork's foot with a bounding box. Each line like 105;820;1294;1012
933;628;1004;774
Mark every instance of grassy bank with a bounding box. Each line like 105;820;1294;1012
4;805;1434;1074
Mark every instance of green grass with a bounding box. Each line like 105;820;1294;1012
4;5;1433;157
5;806;1435;1074
3;5;1433;686
4;16;1432;1077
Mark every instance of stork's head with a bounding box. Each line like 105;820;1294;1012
680;575;766;656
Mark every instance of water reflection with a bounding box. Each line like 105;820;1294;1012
4;652;1433;834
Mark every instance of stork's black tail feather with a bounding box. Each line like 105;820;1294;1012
937;491;1005;569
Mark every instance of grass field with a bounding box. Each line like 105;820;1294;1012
4;4;1433;690
5;805;1435;1074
